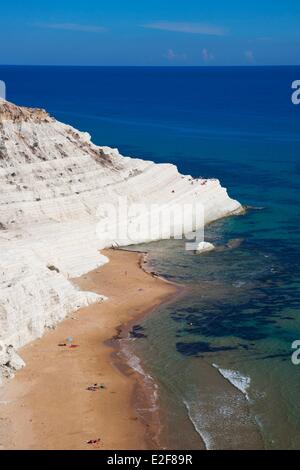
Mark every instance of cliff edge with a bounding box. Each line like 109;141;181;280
0;100;242;382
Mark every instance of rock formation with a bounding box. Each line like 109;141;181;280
195;241;215;254
0;99;242;381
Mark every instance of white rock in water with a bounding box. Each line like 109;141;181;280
195;242;215;254
0;100;243;380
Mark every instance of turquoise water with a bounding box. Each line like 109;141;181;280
1;65;300;448
130;210;300;449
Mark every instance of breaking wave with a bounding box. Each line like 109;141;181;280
212;363;250;399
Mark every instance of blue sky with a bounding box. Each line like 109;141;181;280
1;0;300;65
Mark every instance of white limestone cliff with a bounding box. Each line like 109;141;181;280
0;99;243;382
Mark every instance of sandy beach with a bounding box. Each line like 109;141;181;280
0;249;179;450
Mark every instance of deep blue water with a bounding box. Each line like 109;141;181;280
2;65;300;449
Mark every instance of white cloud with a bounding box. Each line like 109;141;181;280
35;22;106;33
202;48;214;62
164;49;187;61
143;21;227;36
245;50;255;63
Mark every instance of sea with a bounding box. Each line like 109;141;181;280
2;65;300;449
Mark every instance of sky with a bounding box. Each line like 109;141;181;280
0;0;300;66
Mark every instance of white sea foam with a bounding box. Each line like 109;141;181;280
119;339;159;413
232;280;246;288
212;363;250;399
183;399;214;450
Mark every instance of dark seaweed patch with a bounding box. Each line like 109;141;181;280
129;325;147;339
176;341;238;356
256;352;291;361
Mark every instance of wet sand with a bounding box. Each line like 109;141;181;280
0;249;178;450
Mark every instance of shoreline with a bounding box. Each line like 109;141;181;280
108;274;187;450
0;249;179;450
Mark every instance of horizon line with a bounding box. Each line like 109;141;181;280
0;64;299;68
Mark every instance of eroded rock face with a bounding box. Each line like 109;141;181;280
0;342;26;384
0;99;242;381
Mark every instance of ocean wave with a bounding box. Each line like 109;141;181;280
119;339;159;413
212;363;250;399
183;399;213;450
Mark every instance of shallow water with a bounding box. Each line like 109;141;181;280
129;212;300;449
